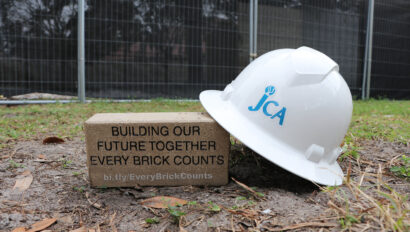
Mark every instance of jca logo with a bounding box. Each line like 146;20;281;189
248;86;286;126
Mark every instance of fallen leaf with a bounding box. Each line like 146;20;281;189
13;171;33;192
26;218;57;232
21;170;31;176
42;137;64;144
179;225;188;232
58;215;73;224
37;154;46;159
140;196;188;209
11;227;26;232
85;192;103;209
69;226;88;232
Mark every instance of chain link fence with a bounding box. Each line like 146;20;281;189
0;0;409;101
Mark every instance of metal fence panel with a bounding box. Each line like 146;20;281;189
257;0;366;98
0;0;78;97
370;0;410;98
0;0;409;100
84;0;249;99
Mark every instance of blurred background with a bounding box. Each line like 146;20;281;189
0;0;409;100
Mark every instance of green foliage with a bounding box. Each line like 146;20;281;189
167;206;186;224
73;186;85;192
339;140;360;161
339;214;359;229
256;192;265;197
145;217;160;224
60;159;72;169
72;171;81;176
8;159;25;169
390;155;410;179
207;201;221;212
188;201;197;206
235;196;247;201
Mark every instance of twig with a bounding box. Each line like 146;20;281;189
230;215;235;232
109;211;117;232
231;177;265;200
327;200;347;215
263;222;336;231
182;215;204;227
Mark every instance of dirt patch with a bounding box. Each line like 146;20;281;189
0;138;408;231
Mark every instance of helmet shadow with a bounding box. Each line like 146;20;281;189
229;145;319;193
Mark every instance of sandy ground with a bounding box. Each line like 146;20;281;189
0;138;408;231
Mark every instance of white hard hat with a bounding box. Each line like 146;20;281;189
200;46;353;186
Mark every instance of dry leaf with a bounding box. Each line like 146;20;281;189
58;215;73;224
13;171;33;192
42;136;64;144
11;227;26;232
140;196;188;209
69;226;88;232
85;192;103;209
21;170;31;176
88;229;96;232
37;154;46;159
179;225;188;232
27;218;57;232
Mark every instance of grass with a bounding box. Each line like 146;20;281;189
0;99;202;149
324;166;410;231
349;100;409;144
0;99;408;148
390;155;410;180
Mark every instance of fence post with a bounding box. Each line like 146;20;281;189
362;0;374;100
78;0;86;103
249;0;258;62
249;0;254;62
254;0;258;59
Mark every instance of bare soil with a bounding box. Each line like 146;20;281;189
0;138;408;231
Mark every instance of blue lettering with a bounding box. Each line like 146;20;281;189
248;86;286;126
248;94;268;111
262;100;279;116
270;107;286;125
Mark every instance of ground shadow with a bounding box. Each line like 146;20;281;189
229;145;319;193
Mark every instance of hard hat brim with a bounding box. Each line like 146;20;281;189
200;90;344;186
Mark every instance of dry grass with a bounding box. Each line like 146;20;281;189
323;157;409;232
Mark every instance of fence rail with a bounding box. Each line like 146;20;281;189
0;0;409;102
